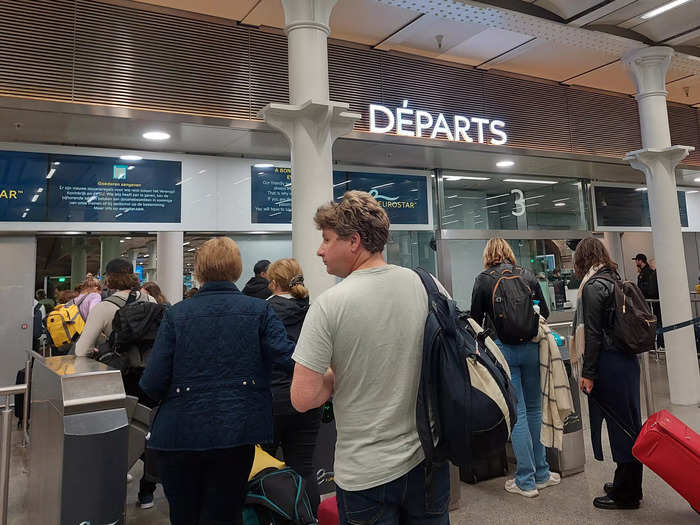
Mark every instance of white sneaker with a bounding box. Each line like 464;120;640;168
505;479;539;498
536;472;561;490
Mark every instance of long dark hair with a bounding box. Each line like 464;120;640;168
142;281;167;304
573;237;618;279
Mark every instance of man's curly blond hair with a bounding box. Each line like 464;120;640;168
314;191;390;253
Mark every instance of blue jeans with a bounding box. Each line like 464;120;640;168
336;461;450;525
496;340;551;491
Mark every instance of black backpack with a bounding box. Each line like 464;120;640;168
414;268;517;468
32;302;43;340
244;467;315;525
96;291;166;373
488;266;539;344
593;274;657;354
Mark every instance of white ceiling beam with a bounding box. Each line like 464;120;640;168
663;27;700;46
371;0;700;75
566;0;638;27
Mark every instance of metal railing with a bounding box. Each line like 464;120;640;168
0;384;27;525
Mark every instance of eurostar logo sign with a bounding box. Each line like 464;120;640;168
368;101;507;145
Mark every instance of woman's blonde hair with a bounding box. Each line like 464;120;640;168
482;237;517;269
267;258;309;299
80;276;102;293
194;237;242;284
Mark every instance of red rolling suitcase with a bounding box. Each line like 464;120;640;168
632;410;700;513
318;496;340;525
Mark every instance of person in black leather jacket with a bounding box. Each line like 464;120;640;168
263;258;322;515
574;238;643;510
471;238;557;498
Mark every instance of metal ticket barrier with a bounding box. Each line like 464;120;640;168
27;356;129;525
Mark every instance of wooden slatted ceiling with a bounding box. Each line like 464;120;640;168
484;74;572;153
567;88;643;157
74;0;250;118
0;0;75;100
668;105;700;165
0;0;696;165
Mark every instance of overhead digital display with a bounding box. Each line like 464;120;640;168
0;150;181;223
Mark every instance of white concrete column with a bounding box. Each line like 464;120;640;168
603;232;625;279
623;46;700;405
157;231;184;305
127;248;139;274
100;236;122;275
70;237;87;289
259;0;360;299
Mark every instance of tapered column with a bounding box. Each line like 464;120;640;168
260;0;360;299
623;46;700;405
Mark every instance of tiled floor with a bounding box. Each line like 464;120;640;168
7;357;700;524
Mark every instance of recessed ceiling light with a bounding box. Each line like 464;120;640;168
496;160;515;168
142;131;170;141
187;248;196;252
46;168;56;179
640;0;692;20
125;236;132;240
635;187;648;192
36;187;43;193
120;155;143;161
554;202;566;207
52;161;60;166
443;176;491;181
503;178;557;185
183;241;190;246
31;194;39;202
254;163;274;168
120;240;125;243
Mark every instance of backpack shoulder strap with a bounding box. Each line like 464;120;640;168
414;267;441;299
104;294;128;308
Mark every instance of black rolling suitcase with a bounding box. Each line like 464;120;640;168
459;448;508;484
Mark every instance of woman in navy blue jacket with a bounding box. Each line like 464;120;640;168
140;237;295;525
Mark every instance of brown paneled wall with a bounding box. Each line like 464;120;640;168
0;0;698;164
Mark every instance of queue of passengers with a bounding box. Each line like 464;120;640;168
39;190;642;524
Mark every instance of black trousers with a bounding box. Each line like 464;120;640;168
122;368;158;498
158;445;255;525
263;407;322;514
610;461;643;503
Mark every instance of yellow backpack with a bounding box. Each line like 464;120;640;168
46;300;86;349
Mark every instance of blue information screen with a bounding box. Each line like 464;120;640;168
251;167;429;225
0;150;181;223
333;171;429;225
251;166;292;224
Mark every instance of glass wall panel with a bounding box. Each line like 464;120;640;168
439;171;587;231
447;238;582;314
386;230;437;276
593;185;689;228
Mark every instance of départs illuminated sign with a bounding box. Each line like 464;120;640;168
368;101;507;146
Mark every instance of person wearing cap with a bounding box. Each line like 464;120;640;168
74;258;159;509
634;253;663;348
242;259;273;299
75;258;156;357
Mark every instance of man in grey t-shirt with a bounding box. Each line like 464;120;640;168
291;191;449;525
